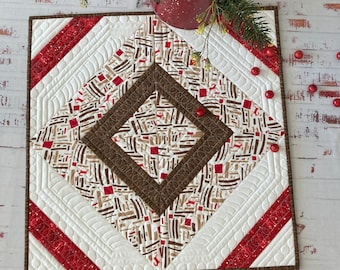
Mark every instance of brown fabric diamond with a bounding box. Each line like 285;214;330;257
82;63;233;215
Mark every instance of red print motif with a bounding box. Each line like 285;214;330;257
116;49;123;56
150;146;159;154
199;88;207;97
104;186;114;195
112;76;123;86
184;218;191;226
97;74;105;81
69;118;79;128
215;164;223;173
160;173;168;179
243;100;252;109
42;141;53;149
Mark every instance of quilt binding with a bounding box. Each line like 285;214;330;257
24;7;300;270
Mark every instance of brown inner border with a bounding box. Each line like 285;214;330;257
82;63;233;215
25;8;300;270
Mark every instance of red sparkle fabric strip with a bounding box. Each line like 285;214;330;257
30;16;102;89
226;25;279;75
218;187;292;269
29;200;100;270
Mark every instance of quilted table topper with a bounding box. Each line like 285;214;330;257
27;9;299;270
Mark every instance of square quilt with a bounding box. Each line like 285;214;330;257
26;9;299;270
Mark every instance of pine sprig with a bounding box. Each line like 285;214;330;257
197;0;272;48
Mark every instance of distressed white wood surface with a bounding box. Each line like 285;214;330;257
0;0;339;269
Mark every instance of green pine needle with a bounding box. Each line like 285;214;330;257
198;0;272;48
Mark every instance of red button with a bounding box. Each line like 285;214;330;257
294;50;304;59
308;84;318;93
196;107;205;117
270;144;280;152
264;47;276;57
333;98;340;107
265;90;274;99
251;67;260;76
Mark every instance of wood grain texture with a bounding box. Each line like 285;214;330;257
0;0;339;269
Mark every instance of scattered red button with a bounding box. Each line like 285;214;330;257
333;98;340;107
196;107;205;117
265;90;274;99
294;50;304;59
251;67;260;76
264;47;276;57
308;84;318;93
337;52;340;60
270;144;280;152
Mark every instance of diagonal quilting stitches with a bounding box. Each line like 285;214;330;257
30;15;286;268
82;63;234;216
112;91;204;185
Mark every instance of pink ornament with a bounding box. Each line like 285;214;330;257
270;144;280;152
294;50;304;59
308;84;318;93
151;0;211;30
333;98;340;107
251;67;260;76
265;90;274;99
196;107;205;117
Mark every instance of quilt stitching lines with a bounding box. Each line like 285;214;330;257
29;201;100;270
218;187;292;269
28;11;297;270
30;16;102;89
29;14;286;267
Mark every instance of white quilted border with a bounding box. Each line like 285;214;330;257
31;17;72;58
251;219;295;267
167;137;292;269
29;234;63;270
30;149;154;269
30;15;149;137
170;10;284;126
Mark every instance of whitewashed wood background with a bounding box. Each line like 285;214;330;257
0;0;339;269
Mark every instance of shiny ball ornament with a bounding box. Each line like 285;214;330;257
264;47;276;57
308;84;318;93
337;52;340;60
151;0;210;30
251;67;261;76
333;98;340;107
196;107;206;117
294;50;304;59
265;90;274;99
270;144;280;152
